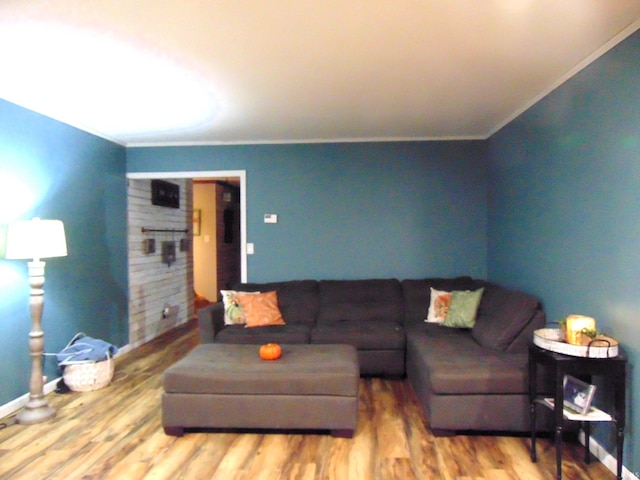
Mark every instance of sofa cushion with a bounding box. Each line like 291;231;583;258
318;279;404;324
215;324;310;345
310;319;405;350
234;280;319;326
407;325;529;394
471;284;541;352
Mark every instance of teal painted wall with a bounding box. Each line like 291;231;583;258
488;31;640;474
127;141;488;282
0;99;129;406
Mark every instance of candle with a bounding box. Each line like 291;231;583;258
565;315;596;345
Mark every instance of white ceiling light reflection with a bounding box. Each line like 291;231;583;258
0;176;37;223
0;22;220;144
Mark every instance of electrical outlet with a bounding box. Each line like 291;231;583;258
162;305;179;319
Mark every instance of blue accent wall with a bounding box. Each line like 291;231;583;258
0;99;128;406
488;31;640;474
127;141;488;282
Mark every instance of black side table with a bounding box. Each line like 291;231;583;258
528;344;627;480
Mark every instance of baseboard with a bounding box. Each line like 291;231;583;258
116;342;134;356
0;377;60;421
578;430;639;480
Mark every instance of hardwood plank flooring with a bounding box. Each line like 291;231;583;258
0;320;615;479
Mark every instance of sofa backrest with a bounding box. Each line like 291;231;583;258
472;282;545;352
231;277;544;352
233;280;319;326
317;279;404;324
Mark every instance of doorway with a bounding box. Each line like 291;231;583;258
126;170;247;344
193;178;242;303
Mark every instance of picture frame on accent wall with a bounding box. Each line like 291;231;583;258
193;209;201;236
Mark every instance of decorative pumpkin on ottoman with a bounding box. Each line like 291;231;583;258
259;343;282;360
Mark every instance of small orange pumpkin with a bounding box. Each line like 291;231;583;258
259;343;282;360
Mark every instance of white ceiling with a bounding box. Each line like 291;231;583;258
1;1;639;147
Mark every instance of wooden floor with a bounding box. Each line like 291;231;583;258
0;320;615;480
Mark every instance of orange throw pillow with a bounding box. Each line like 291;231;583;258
236;291;286;328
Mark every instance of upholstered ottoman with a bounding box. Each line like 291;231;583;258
162;343;359;437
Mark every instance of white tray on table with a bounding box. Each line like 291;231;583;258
533;328;618;358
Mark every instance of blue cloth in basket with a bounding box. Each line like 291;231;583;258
56;334;118;365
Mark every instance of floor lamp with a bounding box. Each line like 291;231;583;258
5;217;67;424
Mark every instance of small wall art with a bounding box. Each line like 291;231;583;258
162;241;176;266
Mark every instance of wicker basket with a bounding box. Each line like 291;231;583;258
63;354;114;392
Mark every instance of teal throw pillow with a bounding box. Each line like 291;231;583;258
442;288;485;328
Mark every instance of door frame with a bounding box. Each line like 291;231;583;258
127;170;248;281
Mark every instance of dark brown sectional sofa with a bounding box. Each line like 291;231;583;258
198;276;552;434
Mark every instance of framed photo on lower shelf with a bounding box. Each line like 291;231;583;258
563;374;596;415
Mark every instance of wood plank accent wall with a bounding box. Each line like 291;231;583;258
127;178;194;348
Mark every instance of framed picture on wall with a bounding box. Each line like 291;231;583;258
193;209;201;236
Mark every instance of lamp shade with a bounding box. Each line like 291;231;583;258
4;218;67;260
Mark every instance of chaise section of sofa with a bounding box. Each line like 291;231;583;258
402;278;551;434
406;325;536;433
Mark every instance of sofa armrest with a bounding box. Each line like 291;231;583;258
197;302;225;343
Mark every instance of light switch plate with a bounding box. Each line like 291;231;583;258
247;243;255;254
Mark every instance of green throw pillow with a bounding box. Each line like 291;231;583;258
442;288;484;328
